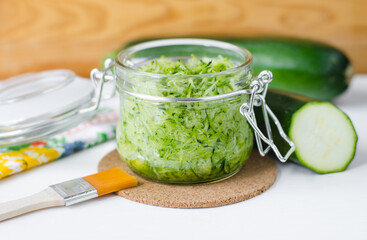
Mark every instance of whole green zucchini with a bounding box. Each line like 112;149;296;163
255;90;358;173
104;37;353;101
228;38;353;101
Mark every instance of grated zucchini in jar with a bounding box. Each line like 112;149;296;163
117;55;254;183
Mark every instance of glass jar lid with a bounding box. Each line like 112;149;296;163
0;70;97;147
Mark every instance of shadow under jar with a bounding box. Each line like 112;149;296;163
114;39;256;184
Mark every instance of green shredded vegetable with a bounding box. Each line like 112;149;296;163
117;56;253;183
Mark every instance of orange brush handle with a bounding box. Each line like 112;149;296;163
83;168;137;196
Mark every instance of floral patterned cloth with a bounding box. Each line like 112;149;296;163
0;109;117;179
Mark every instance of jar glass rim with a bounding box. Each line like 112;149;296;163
115;38;253;78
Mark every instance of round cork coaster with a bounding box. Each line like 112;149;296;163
98;150;277;208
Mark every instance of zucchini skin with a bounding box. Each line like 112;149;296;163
254;91;357;173
107;37;352;101
227;38;352;101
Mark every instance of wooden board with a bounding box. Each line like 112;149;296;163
98;149;277;208
0;0;366;80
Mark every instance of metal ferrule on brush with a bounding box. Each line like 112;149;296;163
50;178;98;206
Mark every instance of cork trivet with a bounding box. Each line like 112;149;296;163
98;150;277;208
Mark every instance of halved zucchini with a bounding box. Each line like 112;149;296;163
256;91;358;173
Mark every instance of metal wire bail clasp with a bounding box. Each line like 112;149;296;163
85;58;116;114
240;71;295;162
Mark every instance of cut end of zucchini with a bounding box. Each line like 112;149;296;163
345;64;354;84
289;102;357;174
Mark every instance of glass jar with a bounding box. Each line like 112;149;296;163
92;39;295;184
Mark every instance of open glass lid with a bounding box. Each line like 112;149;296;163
0;70;100;147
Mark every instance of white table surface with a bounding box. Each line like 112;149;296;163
1;75;366;239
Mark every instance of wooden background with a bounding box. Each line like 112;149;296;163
0;0;366;80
